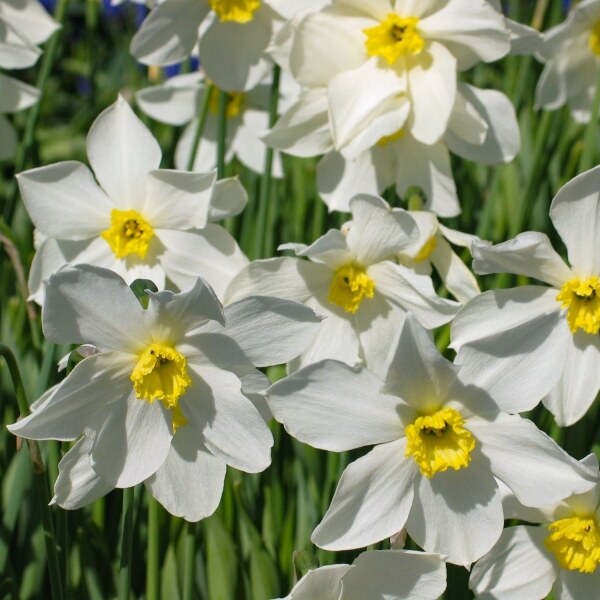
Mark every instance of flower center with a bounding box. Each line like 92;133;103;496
405;407;476;478
556;276;600;334
208;87;245;119
328;264;375;314
377;127;405;147
131;343;192;412
208;0;261;23
545;516;600;573
414;236;438;263
101;209;154;260
363;14;424;65
590;21;600;56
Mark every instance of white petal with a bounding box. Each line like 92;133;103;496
555;567;600;600
208;177;248;222
470;526;557;600
42;264;150;353
342;550;447;600
312;440;417;550
17;161;112;239
91;393;173;487
542;332;600;426
268;359;404;451
53;437;113;509
0;0;59;45
282;565;351;600
472;414;596;507
223;296;321;367
145;424;226;521
86;97;161;208
549;165;600;276
0;73;39;112
472;232;572;288
406;458;503;565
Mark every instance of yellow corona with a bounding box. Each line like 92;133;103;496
328;264;375;314
557;276;600;334
364;14;424;65
208;0;261;23
101;209;154;260
545;515;600;573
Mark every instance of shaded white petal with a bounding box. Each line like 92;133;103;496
208;177;248;222
555;567;600;600
0;0;59;45
0;73;39;112
312;440;417;550
471;414;597;507
406;458;503;565
469;526;557;600
86;97;161;208
282;564;351;600
145;423;226;521
268;359;404;451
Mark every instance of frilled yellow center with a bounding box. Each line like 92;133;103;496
208;87;245;119
328;264;375;314
377;128;405;147
545;516;600;573
101;209;154;260
364;15;424;65
405;407;475;478
414;236;438;263
557;276;600;334
208;0;260;23
131;343;192;432
590;21;600;56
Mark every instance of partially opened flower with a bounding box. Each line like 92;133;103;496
18;96;249;303
136;71;284;177
226;194;459;375
267;315;595;565
535;0;600;123
0;0;58;160
451;165;600;426
276;550;447;600
8;265;321;520
470;454;600;600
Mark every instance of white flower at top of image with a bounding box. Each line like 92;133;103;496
264;78;520;216
470;454;600;600
18;96;250;304
130;0;321;91
266;314;595;566
450;165;600;427
275;550;447;600
8;265;321;521
535;0;600;123
225;194;460;376
135;70;286;177
0;0;59;160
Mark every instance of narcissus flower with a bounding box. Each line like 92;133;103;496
0;0;58;160
275;550;446;600
535;0;600;123
267;315;595;565
470;455;600;600
18;97;249;303
451;165;600;426
226;195;459;375
8;265;320;520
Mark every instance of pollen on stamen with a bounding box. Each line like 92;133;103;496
101;208;155;259
405;407;475;478
208;0;261;23
328;264;375;314
363;14;425;65
545;515;600;573
556;276;600;334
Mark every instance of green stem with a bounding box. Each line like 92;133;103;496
216;90;229;180
4;0;70;222
0;345;64;600
118;487;135;600
578;68;600;173
146;495;160;600
186;84;215;172
254;65;281;259
183;523;195;600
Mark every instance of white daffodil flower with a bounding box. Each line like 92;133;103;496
130;0;289;92
265;80;520;216
8;265;321;521
451;165;600;427
470;454;600;600
275;550;446;600
18;96;249;304
136;71;284;177
535;0;600;123
487;0;542;55
267;315;595;566
398;210;483;303
226;194;459;375
0;0;58;160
